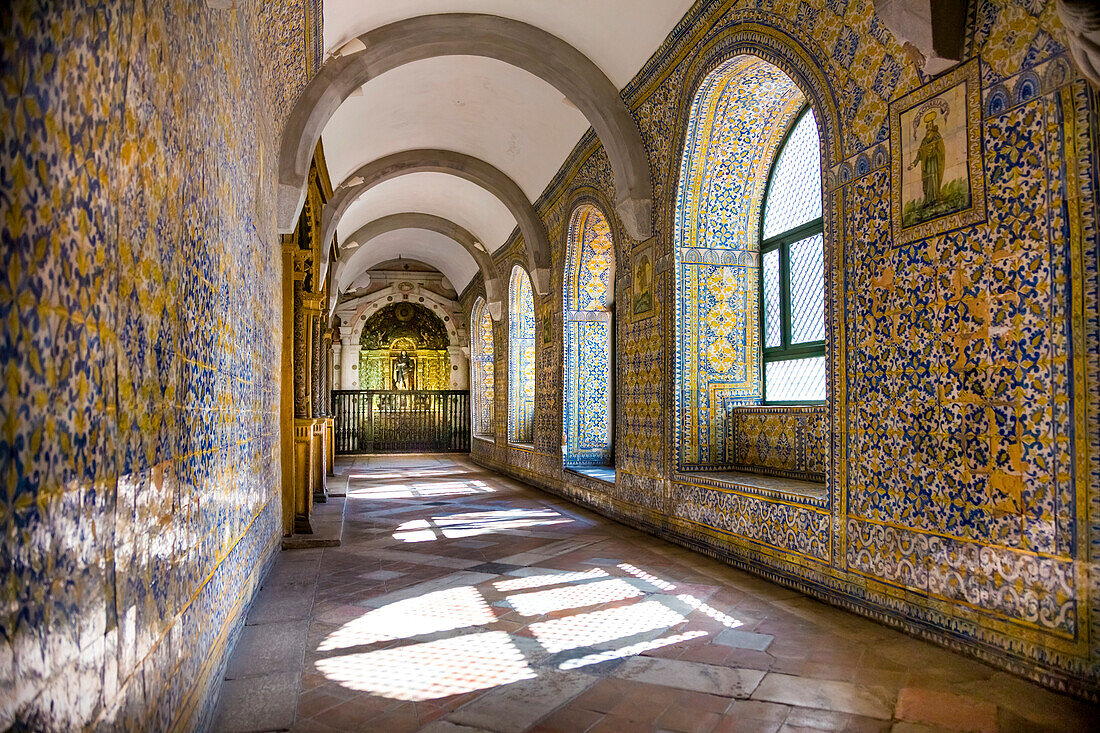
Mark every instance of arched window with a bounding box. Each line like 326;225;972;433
760;107;825;402
508;266;535;444
563;204;614;467
470;298;495;436
674;55;822;469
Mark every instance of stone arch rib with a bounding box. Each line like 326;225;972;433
322;149;550;294
335;213;504;318
277;13;653;243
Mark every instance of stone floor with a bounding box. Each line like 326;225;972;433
213;455;1099;733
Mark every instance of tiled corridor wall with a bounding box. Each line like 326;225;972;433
0;0;312;728
465;0;1100;698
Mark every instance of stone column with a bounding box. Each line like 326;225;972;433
311;312;324;419
325;330;335;403
324;325;335;477
331;343;343;389
307;304;328;503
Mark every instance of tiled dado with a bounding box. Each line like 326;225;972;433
845;518;1076;637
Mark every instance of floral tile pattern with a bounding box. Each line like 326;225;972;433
0;0;311;728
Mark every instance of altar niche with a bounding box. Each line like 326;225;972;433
357;302;452;391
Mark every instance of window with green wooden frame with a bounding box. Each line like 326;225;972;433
759;106;826;404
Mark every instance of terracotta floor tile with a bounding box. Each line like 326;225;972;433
589;713;656;733
529;706;605;733
296;688;348;719
656;704;721;733
571;678;629;713
895;687;998;732
713;716;782;733
674;690;735;715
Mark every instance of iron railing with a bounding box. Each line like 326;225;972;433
331;390;470;454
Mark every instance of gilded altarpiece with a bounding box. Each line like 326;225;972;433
356;303;451;390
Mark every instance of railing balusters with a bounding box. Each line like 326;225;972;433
331;390;470;454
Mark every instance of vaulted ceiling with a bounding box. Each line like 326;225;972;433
288;0;696;307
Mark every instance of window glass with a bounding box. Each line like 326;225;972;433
765;356;826;402
762;110;821;239
760;105;826;404
762;249;781;348
789;233;825;344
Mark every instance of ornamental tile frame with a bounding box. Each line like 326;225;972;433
508;266;536;445
458;0;1100;697
889;57;987;244
470;297;495;437
673;55;805;471
563;205;615;466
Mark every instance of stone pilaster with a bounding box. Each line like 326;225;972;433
339;326;359;390
448;346;469;390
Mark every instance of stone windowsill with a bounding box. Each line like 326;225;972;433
676;469;826;500
565;466;616;485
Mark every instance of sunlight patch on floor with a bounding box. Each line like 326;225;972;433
393;508;572;542
349;479;496;500
506;578;644;617
493;568;609;592
528;600;687;653
676;594;743;628
318;586;496;652
618;563;677;591
316;631;536;701
559;630;709;670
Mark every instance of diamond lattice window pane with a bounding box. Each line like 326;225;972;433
762;248;781;348
765;356;825;402
789;233;825;344
762;110;822;240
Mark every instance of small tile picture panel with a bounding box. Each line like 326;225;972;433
631;239;656;321
890;57;986;244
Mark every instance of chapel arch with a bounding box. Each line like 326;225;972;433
334;212;504;317
323;150;551;294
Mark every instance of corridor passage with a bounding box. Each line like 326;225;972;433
214;457;1099;733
